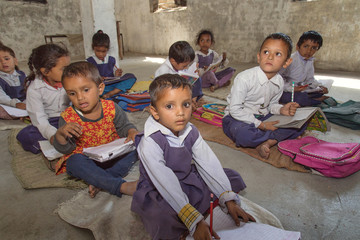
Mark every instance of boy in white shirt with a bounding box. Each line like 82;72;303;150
223;33;306;159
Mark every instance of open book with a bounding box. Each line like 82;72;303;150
0;104;28;117
103;76;125;86
178;62;200;85
264;107;330;130
186;206;301;240
83;138;136;162
39;140;63;160
203;55;224;73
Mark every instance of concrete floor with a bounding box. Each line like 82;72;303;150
1;53;360;240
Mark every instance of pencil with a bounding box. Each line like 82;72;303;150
291;81;295;102
210;193;214;235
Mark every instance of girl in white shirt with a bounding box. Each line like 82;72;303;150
16;44;70;154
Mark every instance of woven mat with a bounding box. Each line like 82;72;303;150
57;190;283;240
0;119;27;131
190;118;311;173
8;128;87;190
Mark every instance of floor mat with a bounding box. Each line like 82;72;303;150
56;190;284;240
0;119;27;131
8;128;87;190
190;118;311;173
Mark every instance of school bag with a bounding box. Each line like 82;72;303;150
278;136;360;178
192;103;226;127
113;91;150;112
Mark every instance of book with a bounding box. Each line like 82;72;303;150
83;138;136;162
39;140;63;160
178;62;200;85
203;55;224;73
264;107;330;130
186;206;301;240
103;76;125;86
0;104;28;117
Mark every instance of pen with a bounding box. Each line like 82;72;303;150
291;81;295;102
210;193;214;235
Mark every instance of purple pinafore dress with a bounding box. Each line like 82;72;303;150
197;52;235;88
131;126;246;240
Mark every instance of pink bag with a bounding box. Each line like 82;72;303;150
278;136;360;178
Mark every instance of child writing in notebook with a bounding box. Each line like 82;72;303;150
223;33;306;159
16;43;71;154
131;74;255;240
279;30;328;106
0;45;26;110
155;41;203;108
87;30;136;99
195;29;236;92
53;61;138;198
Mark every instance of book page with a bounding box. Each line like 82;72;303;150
203;56;223;73
0;104;28;117
186;207;300;240
264;107;319;128
39;140;63;160
178;62;200;85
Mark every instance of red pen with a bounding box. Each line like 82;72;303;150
210;193;214;235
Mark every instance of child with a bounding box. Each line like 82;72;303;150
16;43;71;154
222;33;307;159
279;30;328;106
155;41;203;107
0;45;26;110
131;74;255;240
53;61;139;198
195;29;236;92
86;30;136;99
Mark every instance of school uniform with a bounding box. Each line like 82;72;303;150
0;70;26;107
16;77;70;154
53;100;137;196
223;66;306;148
195;49;235;88
87;54;136;95
132;116;246;239
155;57;203;101
279;51;324;106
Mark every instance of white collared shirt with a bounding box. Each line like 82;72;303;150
137;116;241;234
224;66;283;127
88;54;119;75
26;77;70;139
280;51;322;92
154;57;178;77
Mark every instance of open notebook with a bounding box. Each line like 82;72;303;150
0;104;28;117
186;206;300;240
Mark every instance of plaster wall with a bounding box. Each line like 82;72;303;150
116;0;360;72
0;0;84;62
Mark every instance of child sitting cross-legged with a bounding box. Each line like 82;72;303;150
53;61;138;198
223;33;307;159
131;74;255;240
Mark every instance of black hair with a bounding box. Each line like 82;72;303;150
260;32;293;59
195;29;215;45
25;43;69;89
297;30;323;50
149;74;192;107
168;41;195;64
0;44;19;71
92;30;110;49
62;61;103;86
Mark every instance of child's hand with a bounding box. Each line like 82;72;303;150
226;200;256;226
15;102;26;110
102;93;111;99
115;68;123;77
193;219;220;240
259;121;279;131
222;52;227;62
280;102;300;116
320;86;328;94
125;128;139;143
294;85;307;92
56;122;83;144
203;65;209;71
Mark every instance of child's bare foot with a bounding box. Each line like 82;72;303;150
120;180;138;196
256;139;277;159
210;84;219;92
89;185;101;198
